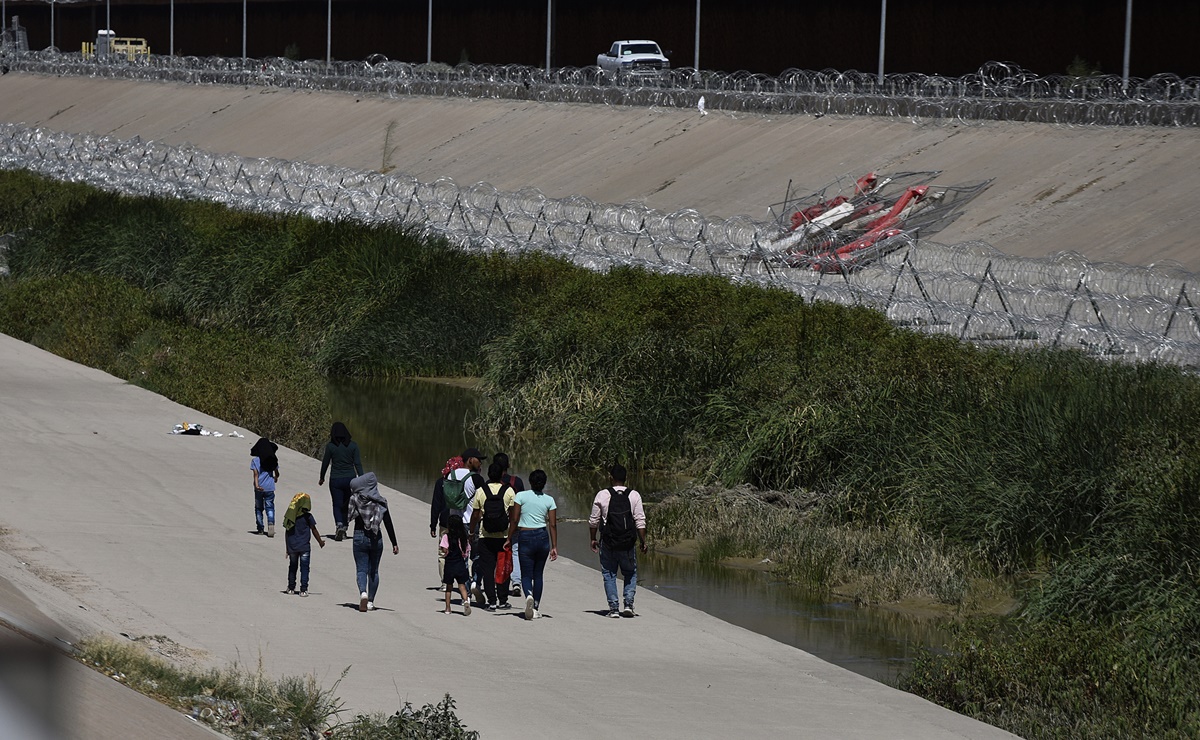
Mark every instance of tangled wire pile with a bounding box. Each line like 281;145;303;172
3;123;1197;368
4;51;1200;127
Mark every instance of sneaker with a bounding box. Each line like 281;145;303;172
621;605;636;618
511;584;523;597
463;603;471;616
359;592;369;612
485;603;497;612
532;608;541;619
606;609;621;619
498;602;512;610
266;524;275;538
286;588;295;595
367;601;376;611
470;584;483;604
524;595;535;621
299;591;308;598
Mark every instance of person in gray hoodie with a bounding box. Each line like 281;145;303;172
347;472;398;612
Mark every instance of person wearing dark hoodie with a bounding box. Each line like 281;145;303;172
318;422;364;542
347;472;398;612
250;438;280;537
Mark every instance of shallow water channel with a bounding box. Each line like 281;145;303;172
327;377;950;684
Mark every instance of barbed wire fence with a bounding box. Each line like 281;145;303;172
3;51;1200;127
2;123;1198;368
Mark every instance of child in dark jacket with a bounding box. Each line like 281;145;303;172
283;493;325;596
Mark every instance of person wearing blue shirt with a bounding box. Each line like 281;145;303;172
505;469;558;620
251;438;280;537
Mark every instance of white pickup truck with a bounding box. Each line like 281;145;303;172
596;40;670;73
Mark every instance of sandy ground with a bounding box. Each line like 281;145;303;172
0;333;1017;739
1;73;1198;270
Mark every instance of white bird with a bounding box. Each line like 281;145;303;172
697;95;707;116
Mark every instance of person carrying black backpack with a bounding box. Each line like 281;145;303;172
588;463;647;618
469;461;517;610
494;452;526;597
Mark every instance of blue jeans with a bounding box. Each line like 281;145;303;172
254;489;275;530
517;529;551;606
287;550;310;591
353;529;383;600
599;544;637;611
510;540;522;590
470;538;484;591
328;477;352;529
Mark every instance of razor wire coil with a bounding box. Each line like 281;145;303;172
2;51;1200;126
2;122;1199;369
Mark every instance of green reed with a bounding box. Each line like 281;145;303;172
652;485;977;606
0;273;329;454
900;616;1200;739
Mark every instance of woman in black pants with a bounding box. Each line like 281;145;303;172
319;421;363;541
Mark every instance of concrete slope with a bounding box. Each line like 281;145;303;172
2;73;1198;270
0;332;1017;739
0;618;223;740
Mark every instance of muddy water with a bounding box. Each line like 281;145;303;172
327;376;949;684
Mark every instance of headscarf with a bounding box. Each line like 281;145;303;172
330;421;352;447
283;492;312;531
441;455;464;478
251;438;279;475
347;472;387;533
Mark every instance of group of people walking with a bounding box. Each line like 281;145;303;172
248;424;648;620
250;423;398;607
430;448;562;619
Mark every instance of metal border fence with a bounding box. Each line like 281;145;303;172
3;52;1200;127
2;123;1198;368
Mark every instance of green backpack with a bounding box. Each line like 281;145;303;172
443;472;470;516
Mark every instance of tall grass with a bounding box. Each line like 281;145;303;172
78;635;477;739
0;273;329;454
653;485;978;606
1;171;554;377
900;617;1200;739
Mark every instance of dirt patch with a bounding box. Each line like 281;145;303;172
1052;176;1103;204
127;633;211;667
26;563;90;593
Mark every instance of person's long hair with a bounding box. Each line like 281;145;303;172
330;421;351;446
445;515;469;555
